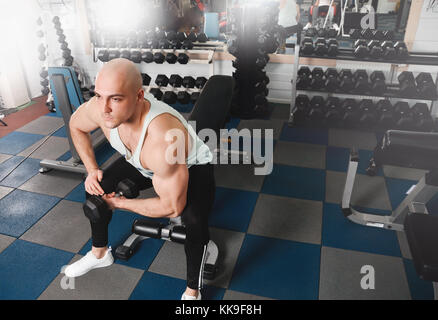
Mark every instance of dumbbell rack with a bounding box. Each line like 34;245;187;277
289;32;438;130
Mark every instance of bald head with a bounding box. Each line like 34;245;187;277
96;58;142;95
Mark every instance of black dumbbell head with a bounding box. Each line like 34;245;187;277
169;74;183;88
177;53;189;64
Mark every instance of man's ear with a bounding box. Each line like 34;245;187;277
137;88;144;101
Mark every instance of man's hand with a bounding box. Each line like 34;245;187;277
102;192;125;210
85;168;104;196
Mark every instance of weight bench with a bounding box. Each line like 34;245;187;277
40;67;122;175
115;75;235;281
342;130;438;298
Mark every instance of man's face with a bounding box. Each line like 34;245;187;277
94;75;140;128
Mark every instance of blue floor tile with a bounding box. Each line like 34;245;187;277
0;132;44;155
79;210;165;270
64;182;86;203
129;272;187;300
0;239;74;299
56;150;72;161
385;177;418;210
0;156;25;181
0;158;41;188
403;258;434;300
322;203;402;257
228;234;320;300
52;126;67;138
209;187;258;233
0;189;60;237
261;164;325;201
280;124;328;145
326;146;350;172
357;149;383;176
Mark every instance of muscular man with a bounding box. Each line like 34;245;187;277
64;58;215;300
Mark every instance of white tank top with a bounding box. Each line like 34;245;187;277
109;93;213;179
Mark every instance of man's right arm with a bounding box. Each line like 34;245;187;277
69;100;101;173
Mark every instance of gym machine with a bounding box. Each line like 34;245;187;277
342;130;438;298
39;67;122;175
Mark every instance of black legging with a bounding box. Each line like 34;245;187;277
84;157;215;290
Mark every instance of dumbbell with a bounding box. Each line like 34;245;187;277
373;30;385;40
376;100;395;129
327;28;338;39
305;27;316;38
108;50;120;60
300;37;314;55
187;31;197;42
342;98;359;125
158;39;171;49
325;97;343;126
255;54;270;69
383;30;395;40
310;68;325;90
324;68;339;91
398;71;417;96
170;40;182;50
141;73;151;86
368;40;383;59
353;70;370;93
190;92;200;104
153;52;166;64
176;31;187;42
142;51;154;63
166;31;177;42
381;41;396;59
177;53;189;64
83;179;139;223
314;38;328;56
317;28;327;38
327;39;338;56
165;52;178;64
177;91;191;104
98;50;109;62
130;51;142;63
120;50;131;60
339;69;354;92
195;77;208;89
182;39;194;50
169;74;183;88
163;91;178;104
415;73;437;99
151;74;170;100
132;219;186;244
354;39;370;58
394;101;414;130
394;41;409;59
296;67;311;89
293;95;310;124
361;28;374;40
182;76;195;89
369;71;387;95
412;103;434;132
308;96;325;122
358;99;377;127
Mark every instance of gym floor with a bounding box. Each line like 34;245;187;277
0;99;436;300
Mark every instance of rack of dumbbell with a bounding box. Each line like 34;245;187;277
296;67;438;100
300;35;438;65
95;29;211;65
228;2;281;119
140;73;208;113
53;16;74;67
36;16;51;101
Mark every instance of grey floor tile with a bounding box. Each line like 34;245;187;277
319;246;411;300
325;171;347;204
0;234;15;254
148;227;245;289
397;231;412;260
213;164;266;192
38;254;144;300
17;136;69;160
383;165;427;181
0;153;12;165
273;140;326;169
18;170;83;198
16;116;64;136
328;129;377;150
222;290;274;300
0;186;13;200
236;119;285;140
351;174;392;211
20;200;90;253
248;194;323;245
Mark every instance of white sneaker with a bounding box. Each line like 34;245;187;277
181;292;202;300
64;247;114;278
303;22;312;30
